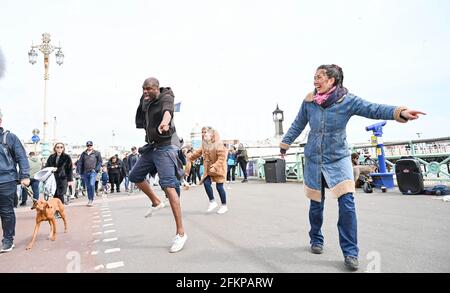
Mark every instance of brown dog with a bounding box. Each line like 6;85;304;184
26;198;68;250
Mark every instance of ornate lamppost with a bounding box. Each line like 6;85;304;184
28;33;64;158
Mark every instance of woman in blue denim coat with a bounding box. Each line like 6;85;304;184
280;64;425;270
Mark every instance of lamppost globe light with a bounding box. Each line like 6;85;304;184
28;48;37;64
55;49;64;65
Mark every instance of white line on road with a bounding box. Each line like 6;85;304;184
103;223;114;227
93;239;100;243
103;237;118;242
102;214;112;218
93;215;100;219
93;220;102;223
94;264;105;271
104;229;116;234
103;218;113;222
92;232;102;236
106;261;124;269
91;251;99;255
104;248;121;254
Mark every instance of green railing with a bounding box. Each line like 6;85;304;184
245;137;450;183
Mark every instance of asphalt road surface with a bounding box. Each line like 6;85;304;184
2;180;449;273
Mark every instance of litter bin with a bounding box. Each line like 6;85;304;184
264;158;286;183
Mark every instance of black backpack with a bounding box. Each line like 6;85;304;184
0;130;15;164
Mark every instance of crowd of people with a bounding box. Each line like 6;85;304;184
0;63;425;271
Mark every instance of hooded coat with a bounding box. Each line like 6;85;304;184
134;87;180;148
187;129;228;184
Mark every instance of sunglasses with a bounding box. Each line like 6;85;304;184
55;146;64;149
86;145;93;147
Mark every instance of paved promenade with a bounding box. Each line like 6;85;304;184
1;180;449;273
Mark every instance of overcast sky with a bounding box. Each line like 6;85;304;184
1;0;449;149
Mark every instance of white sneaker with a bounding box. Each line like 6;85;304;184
217;205;228;214
70;195;75;199
207;201;218;213
144;202;165;218
169;234;187;253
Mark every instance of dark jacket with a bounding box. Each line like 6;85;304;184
0;127;30;183
236;149;248;163
45;153;73;182
121;157;129;176
107;160;122;175
134;87;180;148
76;150;102;175
128;153;139;171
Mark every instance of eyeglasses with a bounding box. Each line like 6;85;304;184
86;145;93;147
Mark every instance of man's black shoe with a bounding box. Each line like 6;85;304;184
344;256;359;271
310;244;324;254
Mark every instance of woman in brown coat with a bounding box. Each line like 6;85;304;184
186;126;229;214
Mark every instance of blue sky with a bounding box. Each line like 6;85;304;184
1;0;449;148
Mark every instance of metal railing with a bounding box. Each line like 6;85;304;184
242;137;450;183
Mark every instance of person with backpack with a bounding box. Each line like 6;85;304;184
0;109;30;253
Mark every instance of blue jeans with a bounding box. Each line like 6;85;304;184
0;181;17;246
83;171;97;201
203;176;227;204
129;145;183;191
21;178;39;203
124;176;129;191
309;191;358;258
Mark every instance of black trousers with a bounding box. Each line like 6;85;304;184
54;179;68;204
109;172;120;192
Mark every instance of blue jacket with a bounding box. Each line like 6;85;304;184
0;127;30;184
280;93;407;202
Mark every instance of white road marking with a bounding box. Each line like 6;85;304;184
93;239;100;243
104;248;121;254
103;223;114;227
104;229;116;234
94;264;105;271
91;251;99;255
103;237;118;242
103;218;113;222
92;232;102;236
106;261;124;269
